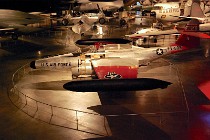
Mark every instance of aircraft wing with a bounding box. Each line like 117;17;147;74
72;22;91;34
172;15;204;20
0;27;15;31
0;9;45;25
0;23;45;34
91;58;139;79
0;10;46;39
126;29;179;38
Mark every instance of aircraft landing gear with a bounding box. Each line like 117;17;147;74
98;17;106;25
62;19;69;26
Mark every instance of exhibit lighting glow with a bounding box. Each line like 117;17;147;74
38;51;41;55
97;26;103;35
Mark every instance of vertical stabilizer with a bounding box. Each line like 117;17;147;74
175;19;200;48
175;34;200;49
190;2;205;17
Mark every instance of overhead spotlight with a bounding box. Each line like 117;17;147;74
37;51;41;55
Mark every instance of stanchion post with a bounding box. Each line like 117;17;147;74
76;110;78;130
25;94;27;105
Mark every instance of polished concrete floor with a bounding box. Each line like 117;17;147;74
1;20;210;140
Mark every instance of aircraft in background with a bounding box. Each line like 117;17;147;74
126;2;210;44
130;27;162;45
74;0;138;12
150;2;182;23
150;0;210;26
62;12;112;26
126;27;178;43
62;11;132;34
63;12;114;35
0;9;46;40
29;19;210;91
174;2;210;25
62;0;139;27
68;0;137;28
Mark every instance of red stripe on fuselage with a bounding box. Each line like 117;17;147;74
94;66;138;79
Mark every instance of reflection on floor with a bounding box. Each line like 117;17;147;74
2;18;210;139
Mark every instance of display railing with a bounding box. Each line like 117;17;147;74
9;61;189;137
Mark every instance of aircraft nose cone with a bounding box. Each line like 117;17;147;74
30;61;36;69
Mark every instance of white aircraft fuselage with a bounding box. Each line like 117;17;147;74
31;44;185;78
30;28;210;80
151;2;181;22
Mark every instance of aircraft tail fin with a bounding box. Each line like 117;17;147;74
190;2;205;18
174;18;210;49
175;19;200;49
175;34;200;49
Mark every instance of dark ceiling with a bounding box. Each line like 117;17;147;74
0;0;73;12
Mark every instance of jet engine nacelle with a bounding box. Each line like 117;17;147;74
98;17;106;24
98;12;107;25
71;63;94;79
30;53;96;79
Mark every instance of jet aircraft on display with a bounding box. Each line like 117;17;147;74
126;27;178;39
0;9;45;40
62;12;111;26
150;1;210;26
29;19;210;91
150;2;182;23
62;13;104;34
173;1;210;26
129;27;162;44
64;0;138;29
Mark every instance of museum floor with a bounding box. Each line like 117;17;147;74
0;20;210;140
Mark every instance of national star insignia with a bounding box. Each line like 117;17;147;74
156;48;164;55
